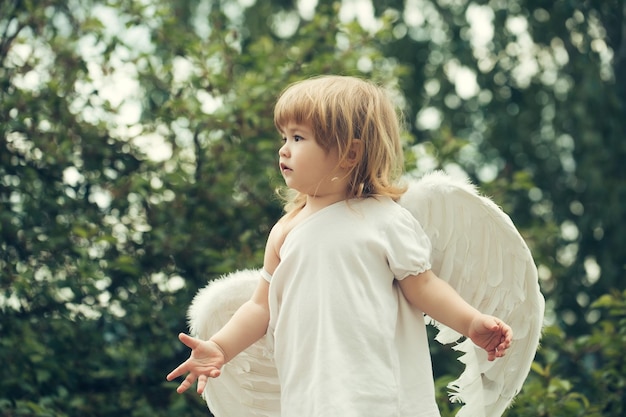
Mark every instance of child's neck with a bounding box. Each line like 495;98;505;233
303;191;347;214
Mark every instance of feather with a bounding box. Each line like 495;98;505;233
185;171;544;417
399;171;544;417
187;269;280;417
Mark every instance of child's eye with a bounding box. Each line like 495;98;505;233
280;135;304;143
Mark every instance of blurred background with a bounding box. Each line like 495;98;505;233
1;0;624;416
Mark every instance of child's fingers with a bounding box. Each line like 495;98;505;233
197;375;208;394
166;362;188;381
176;373;198;394
178;332;199;348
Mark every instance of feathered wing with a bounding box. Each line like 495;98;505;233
185;171;543;417
187;269;280;417
399;171;545;417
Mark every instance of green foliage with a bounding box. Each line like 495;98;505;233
378;0;626;336
499;290;626;417
435;290;626;417
1;0;625;415
0;0;402;415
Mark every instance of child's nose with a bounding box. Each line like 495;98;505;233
279;143;289;157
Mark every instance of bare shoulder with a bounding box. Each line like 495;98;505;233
267;218;287;249
263;215;290;274
269;211;304;245
264;209;309;274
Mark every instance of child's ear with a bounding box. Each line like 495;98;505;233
342;139;364;168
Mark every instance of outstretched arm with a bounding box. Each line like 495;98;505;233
398;269;512;361
166;277;270;394
167;222;284;394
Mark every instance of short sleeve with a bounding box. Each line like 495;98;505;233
385;206;432;280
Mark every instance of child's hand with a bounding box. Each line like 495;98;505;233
166;333;227;394
468;315;513;361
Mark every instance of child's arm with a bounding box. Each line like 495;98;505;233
167;223;283;394
398;269;512;361
166;278;270;394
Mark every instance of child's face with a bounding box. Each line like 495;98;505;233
278;122;347;198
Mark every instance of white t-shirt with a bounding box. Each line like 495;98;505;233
265;197;441;417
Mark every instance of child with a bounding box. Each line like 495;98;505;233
167;75;512;417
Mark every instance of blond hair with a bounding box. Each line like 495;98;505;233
274;75;406;213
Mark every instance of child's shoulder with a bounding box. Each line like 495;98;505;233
361;195;406;214
361;196;420;228
267;212;299;254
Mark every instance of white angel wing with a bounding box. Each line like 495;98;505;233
186;171;543;417
187;269;280;417
399;171;545;417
